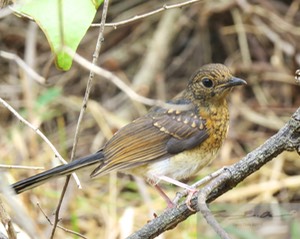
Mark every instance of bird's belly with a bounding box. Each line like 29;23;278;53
145;147;219;183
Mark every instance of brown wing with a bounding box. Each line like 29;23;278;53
90;106;209;177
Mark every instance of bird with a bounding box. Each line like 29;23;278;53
11;63;246;208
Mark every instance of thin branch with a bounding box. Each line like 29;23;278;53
0;50;45;84
197;173;231;239
11;0;202;29
0;165;44;170
91;0;203;28
66;47;158;106
295;69;300;84
0;198;17;239
128;107;300;239
65;48;194;111
50;0;110;238
37;203;88;239
0;98;81;188
173;167;226;204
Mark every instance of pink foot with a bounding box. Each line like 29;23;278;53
185;188;198;211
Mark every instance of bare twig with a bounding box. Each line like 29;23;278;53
0;98;81;188
11;0;202;29
0;50;45;84
37;203;87;239
66;47;157;106
0;165;44;170
50;0;110;238
197;173;231;239
295;69;300;84
92;0;203;28
0;198;17;239
173;167;226;204
65;48;193;111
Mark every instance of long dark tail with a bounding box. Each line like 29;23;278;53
11;151;104;194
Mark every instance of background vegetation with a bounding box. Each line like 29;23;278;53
0;0;299;238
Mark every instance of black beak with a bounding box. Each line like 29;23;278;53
223;77;247;88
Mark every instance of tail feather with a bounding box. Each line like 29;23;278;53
11;151;104;194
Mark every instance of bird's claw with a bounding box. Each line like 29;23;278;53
185;188;198;211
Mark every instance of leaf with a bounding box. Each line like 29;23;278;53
36;87;62;108
92;0;103;9
35;87;62;121
291;219;300;239
17;0;102;70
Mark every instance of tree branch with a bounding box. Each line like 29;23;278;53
91;0;203;28
0;198;16;239
128;107;300;239
50;0;110;238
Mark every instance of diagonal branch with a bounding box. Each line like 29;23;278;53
128;107;300;239
49;0;110;238
92;0;203;28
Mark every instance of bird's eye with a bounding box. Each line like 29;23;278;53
201;78;213;88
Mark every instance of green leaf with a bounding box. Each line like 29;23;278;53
17;0;102;70
36;87;62;107
92;0;103;9
291;219;300;239
35;87;62;121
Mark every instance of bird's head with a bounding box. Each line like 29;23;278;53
187;64;247;105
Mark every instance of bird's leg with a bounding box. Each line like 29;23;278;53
156;175;197;211
153;184;176;209
173;167;226;205
154;169;226;211
147;177;176;208
157;175;194;190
